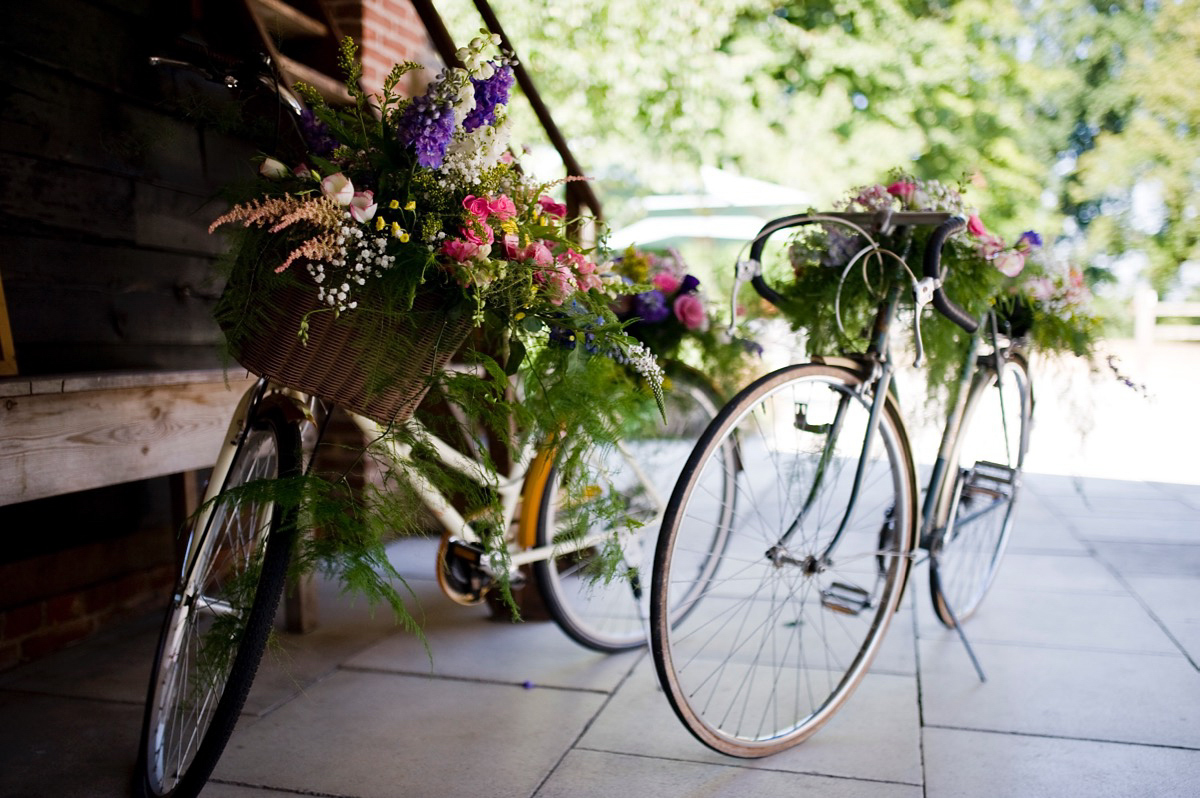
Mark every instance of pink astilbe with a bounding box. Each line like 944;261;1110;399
278;233;340;274
268;195;343;235
208;194;342;237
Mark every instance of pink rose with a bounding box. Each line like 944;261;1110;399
524;240;555;267
442;239;483;262
886;181;916;205
538;195;567;219
293;163;312;179
349;190;377;223
321;172;355;206
966;214;988;237
462;221;494;247
487;195;517;220
673;293;707;331
994;250;1025;277
652;272;682;294
462;194;491;221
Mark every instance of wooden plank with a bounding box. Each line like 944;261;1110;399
0;376;256;506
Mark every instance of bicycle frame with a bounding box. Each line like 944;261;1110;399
192;376;663;595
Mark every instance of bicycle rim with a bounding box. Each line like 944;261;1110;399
652;364;914;757
535;372;732;652
931;354;1031;626
137;411;297;797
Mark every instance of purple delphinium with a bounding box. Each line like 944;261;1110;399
633;290;670;324
397;96;456;169
463;66;515;132
300;109;338;157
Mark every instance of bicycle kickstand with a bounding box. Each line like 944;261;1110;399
929;556;987;683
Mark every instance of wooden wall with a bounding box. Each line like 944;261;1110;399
0;0;305;668
0;0;295;375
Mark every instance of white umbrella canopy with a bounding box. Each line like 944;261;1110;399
607;166;811;249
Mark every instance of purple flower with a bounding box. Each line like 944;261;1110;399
679;274;700;294
397;97;456;168
300;110;338;157
1018;230;1043;249
633;290;670;324
463;66;515;132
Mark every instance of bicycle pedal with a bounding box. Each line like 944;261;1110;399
963;461;1017;500
439;538;494;605
821;582;872;615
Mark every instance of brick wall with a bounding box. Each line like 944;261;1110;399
325;0;439;97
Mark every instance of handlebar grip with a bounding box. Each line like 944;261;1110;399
745;214;815;307
923;217;979;333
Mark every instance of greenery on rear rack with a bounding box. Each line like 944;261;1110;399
769;174;1104;393
208;36;665;627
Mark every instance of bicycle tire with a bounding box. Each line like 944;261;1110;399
534;367;734;652
930;352;1032;627
651;363;916;757
134;407;300;798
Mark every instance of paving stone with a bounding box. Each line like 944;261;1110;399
0;691;142;798
914;585;1179;654
1123;573;1200;664
924;726;1200;798
538;749;923;798
919;638;1200;749
1089;540;1200;579
213;669;607;798
578;659;923;785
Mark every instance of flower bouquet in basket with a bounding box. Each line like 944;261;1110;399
606;246;758;396
208;35;664;616
775;173;1103;391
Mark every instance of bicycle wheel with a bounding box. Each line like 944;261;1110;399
930;352;1032;627
534;368;735;652
135;407;300;798
651;363;915;757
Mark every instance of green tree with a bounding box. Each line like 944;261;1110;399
433;0;1199;289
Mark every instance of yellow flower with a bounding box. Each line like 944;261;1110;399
404;201;416;211
500;218;518;234
399;232;410;243
515;311;526;321
375;216;386;231
388;199;400;210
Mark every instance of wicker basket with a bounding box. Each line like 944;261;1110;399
223;278;474;424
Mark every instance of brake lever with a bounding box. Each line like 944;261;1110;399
912;276;940;368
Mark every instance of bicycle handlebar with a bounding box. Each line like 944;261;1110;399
742;210;979;334
923;216;979;333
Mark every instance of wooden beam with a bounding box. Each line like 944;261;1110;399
0;371;256;506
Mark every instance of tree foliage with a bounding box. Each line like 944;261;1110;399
435;0;1199;290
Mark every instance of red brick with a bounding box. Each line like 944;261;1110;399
21;618;97;661
44;593;85;625
1;603;44;642
0;642;20;672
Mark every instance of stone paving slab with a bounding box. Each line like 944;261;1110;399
538;749;924;798
1;470;1197;797
923;726;1200;798
918;637;1200;749
577;658;924;786
211;669;608;798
